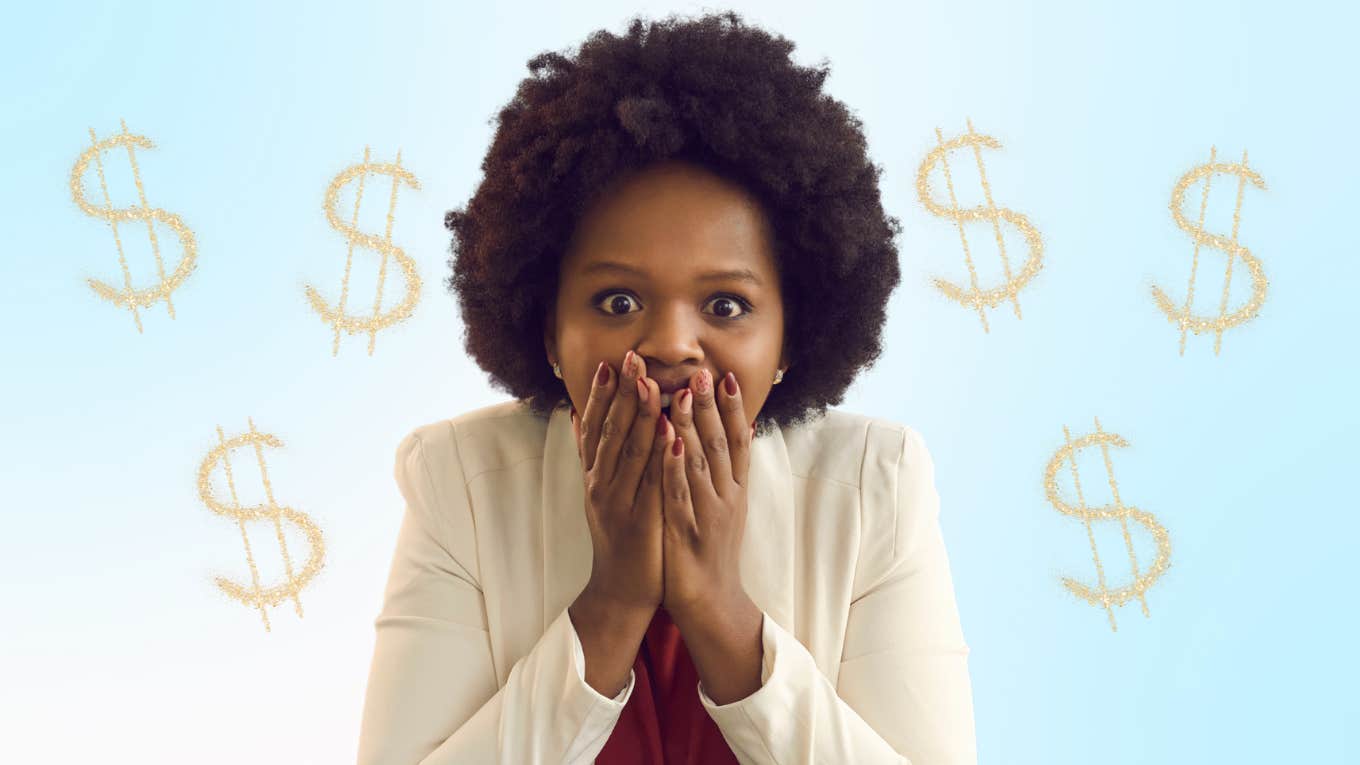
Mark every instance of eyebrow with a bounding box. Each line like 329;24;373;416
580;260;764;287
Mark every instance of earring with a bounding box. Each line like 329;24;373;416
773;368;784;384
552;362;562;379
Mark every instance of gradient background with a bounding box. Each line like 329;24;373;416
2;0;1355;762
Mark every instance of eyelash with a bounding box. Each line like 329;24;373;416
591;290;755;320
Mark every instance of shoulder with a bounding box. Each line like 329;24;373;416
391;400;548;579
788;409;938;598
781;407;924;491
395;399;548;490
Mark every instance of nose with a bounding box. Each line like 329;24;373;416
635;302;703;370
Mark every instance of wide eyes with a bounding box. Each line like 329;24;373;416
594;291;752;320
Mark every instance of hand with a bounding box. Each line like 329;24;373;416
659;368;754;622
571;350;670;613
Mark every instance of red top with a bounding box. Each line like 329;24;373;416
594;606;741;764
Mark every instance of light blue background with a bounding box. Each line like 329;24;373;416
2;1;1354;762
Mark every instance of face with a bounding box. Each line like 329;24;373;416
544;159;789;428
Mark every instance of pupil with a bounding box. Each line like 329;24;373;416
610;295;630;313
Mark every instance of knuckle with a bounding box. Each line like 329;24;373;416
600;417;620;440
687;451;707;473
586;479;607;504
704;433;729;455
621;439;646;462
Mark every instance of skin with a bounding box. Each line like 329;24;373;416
543;158;791;426
545;158;794;704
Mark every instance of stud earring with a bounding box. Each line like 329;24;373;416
552;362;562;379
773;368;784;384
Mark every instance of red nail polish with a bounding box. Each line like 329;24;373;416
724;371;737;396
656;413;667;435
672;435;684;456
596;361;609;385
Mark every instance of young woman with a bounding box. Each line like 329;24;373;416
358;11;976;764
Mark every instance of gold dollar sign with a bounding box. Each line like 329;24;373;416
1152;147;1267;356
1043;417;1172;633
915;118;1044;332
69;119;199;334
305;146;421;356
197;418;326;632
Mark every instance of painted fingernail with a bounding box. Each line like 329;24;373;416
724;371;738;396
596;361;609;385
695;369;711;394
635;378;648;401
624;350;636;377
672;434;684;456
656;413;668;435
678;388;693;414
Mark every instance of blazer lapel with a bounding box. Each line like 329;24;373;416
541;404;796;632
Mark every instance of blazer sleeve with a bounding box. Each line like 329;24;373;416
697;425;977;764
356;429;637;765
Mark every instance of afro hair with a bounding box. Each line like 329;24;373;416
443;9;903;435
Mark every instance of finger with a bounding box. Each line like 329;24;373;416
597;350;642;483
662;419;695;534
716;371;751;488
634;412;671;520
668;382;721;510
614;372;660;499
687;368;734;494
580;359;616;473
571;409;583;465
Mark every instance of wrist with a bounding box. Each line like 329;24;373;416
669;587;756;635
573;583;657;634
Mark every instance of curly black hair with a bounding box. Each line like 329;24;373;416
443;9;903;435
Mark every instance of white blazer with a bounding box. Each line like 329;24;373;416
357;399;976;764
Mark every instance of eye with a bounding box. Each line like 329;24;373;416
592;291;753;320
596;292;640;316
704;295;751;319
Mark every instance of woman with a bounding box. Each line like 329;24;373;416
358;10;976;764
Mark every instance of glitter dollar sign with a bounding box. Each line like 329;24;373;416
69;119;199;334
305;146;422;356
915;118;1044;332
1043;418;1172;633
197;419;326;632
1152;147;1267;356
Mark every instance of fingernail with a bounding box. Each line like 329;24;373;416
672;434;684;456
625;350;636;377
596;361;609;385
678;388;693;414
656;413;668;435
695;369;711;394
724;371;737;396
635;378;648;401
570;406;577;418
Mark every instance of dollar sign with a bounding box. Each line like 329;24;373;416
1152;147;1267;356
197;419;326;632
915;118;1044;332
69;120;199;334
305;146;421;356
1043;418;1172;633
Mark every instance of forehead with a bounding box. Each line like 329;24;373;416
563;161;777;281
